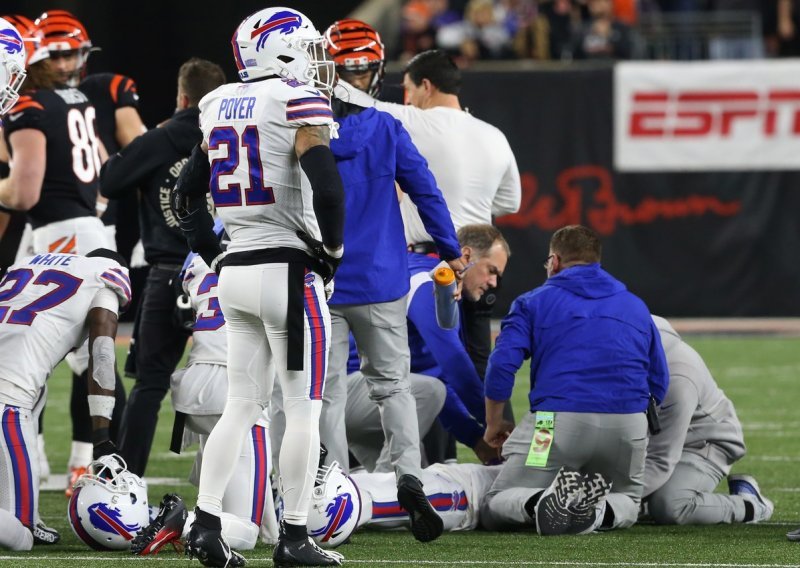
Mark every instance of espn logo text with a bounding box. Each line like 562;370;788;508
628;90;800;139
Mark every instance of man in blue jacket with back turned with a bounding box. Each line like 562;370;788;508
270;73;464;543
480;224;669;536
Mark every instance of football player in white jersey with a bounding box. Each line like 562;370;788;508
313;462;501;539
0;248;130;551
171;7;345;568
131;245;278;559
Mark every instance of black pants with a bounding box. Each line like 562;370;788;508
118;265;189;476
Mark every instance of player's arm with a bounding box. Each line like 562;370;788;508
86;291;121;459
0;129;46;210
100;130;163;198
484;298;532;448
171;142;222;271
647;319;670;405
114;107;146;148
491;146;522;217
295;125;345;253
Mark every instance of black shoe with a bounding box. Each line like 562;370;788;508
132;493;188;555
186;508;246;568
273;535;343;567
397;474;444;543
567;473;612;535
535;467;583;536
33;520;60;545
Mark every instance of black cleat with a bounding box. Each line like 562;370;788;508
535;467;583;536
397;474;444;543
273;535;343;567
185;508;246;568
33;520;60;545
567;473;612;535
131;493;188;555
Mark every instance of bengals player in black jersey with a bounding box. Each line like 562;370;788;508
0;13;128;499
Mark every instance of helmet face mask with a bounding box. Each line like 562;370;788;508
232;7;334;94
0;16;30;114
307;461;361;548
68;455;150;551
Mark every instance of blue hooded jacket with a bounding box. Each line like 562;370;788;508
485;263;669;414
328;106;460;305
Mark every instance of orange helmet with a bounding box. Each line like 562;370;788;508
325;19;385;97
35;10;92;85
3;14;49;66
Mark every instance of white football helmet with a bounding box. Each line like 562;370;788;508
231;7;334;93
68;454;150;551
0;17;27;115
307;461;361;548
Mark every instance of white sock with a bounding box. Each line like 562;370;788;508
37;434;50;479
68;441;93;469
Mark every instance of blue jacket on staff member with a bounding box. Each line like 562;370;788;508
486;257;669;415
328;100;461;305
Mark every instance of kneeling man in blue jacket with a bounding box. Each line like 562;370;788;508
480;224;669;536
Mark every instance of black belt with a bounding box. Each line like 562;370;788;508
152;263;183;271
408;241;439;256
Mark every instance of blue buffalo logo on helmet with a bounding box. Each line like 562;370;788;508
251;10;302;51
310;492;355;544
0;27;24;55
88;502;142;538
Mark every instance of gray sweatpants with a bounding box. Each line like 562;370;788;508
481;411;648;531
647;450;746;524
346;371;446;473
272;298;422;479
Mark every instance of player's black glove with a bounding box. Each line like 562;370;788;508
296;231;343;285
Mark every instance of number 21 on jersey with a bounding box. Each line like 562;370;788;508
209;125;275;207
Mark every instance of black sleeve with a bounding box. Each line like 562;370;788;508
172;144;220;266
299;145;345;249
99;130;164;198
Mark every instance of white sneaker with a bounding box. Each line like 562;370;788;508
728;474;774;523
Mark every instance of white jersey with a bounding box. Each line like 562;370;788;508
199;79;333;255
0;253;130;408
352;463;500;532
183;254;227;366
335;82;521;244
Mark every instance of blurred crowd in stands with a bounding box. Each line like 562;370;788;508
395;0;800;63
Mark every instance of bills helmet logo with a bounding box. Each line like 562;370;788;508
309;492;354;543
251;11;302;51
0;28;23;55
304;272;315;288
87;502;141;539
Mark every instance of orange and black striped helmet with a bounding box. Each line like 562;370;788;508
2;14;49;66
325;19;385;97
35;10;91;52
35;10;93;86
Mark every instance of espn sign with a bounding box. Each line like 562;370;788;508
615;61;800;171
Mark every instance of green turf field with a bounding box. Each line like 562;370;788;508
7;336;800;566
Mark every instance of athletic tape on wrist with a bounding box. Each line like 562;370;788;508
88;395;115;420
91;336;116;391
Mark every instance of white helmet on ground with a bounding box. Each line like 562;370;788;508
68;454;150;550
230;6;334;93
307;461;361;548
0;17;27;115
